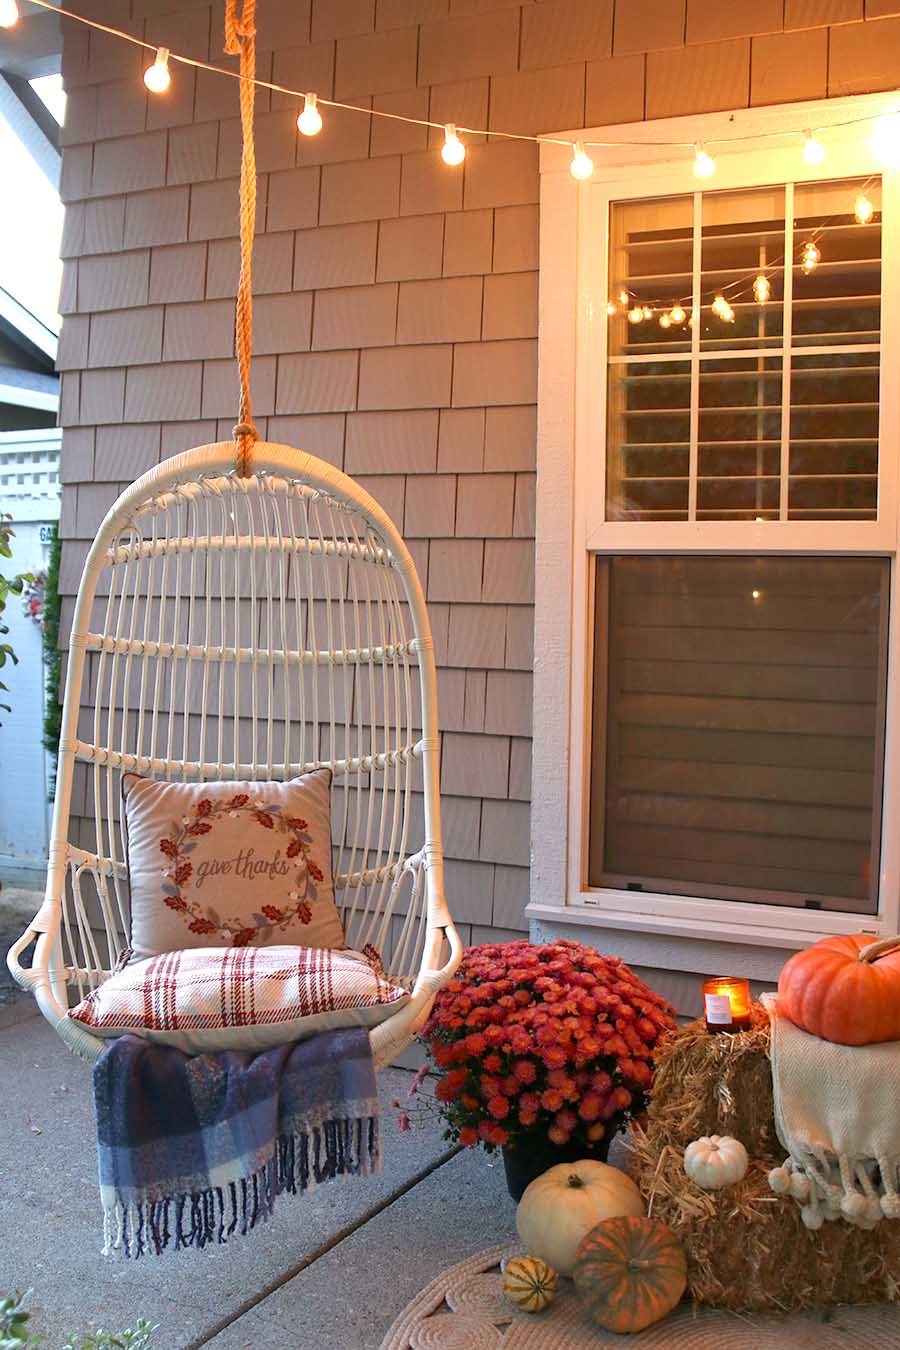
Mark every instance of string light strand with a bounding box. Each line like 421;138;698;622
611;175;883;321
12;0;900;174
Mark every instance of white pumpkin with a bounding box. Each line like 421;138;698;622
683;1134;748;1190
515;1160;645;1277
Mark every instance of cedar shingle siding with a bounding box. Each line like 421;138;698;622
57;0;900;941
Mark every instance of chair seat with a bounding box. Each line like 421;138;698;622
67;943;411;1056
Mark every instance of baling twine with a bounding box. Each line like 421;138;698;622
224;0;258;478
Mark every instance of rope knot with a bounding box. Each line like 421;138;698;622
233;422;258;479
224;0;256;54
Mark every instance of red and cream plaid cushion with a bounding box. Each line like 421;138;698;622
69;945;410;1054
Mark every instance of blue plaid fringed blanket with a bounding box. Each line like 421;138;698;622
92;1027;381;1257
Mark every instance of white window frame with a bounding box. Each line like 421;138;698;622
530;92;900;970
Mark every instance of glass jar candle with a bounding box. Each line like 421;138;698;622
703;977;752;1034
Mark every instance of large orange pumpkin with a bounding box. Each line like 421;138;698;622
778;934;900;1045
572;1216;687;1334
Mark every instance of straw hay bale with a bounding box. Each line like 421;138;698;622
627;1007;900;1311
646;1005;777;1157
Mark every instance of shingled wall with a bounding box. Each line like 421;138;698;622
55;0;900;942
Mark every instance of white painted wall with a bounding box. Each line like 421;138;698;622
0;428;61;867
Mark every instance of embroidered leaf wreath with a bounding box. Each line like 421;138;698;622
158;793;326;947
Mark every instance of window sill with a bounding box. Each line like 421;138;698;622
525;898;884;983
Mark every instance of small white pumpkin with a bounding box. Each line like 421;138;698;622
683;1134;748;1190
515;1160;645;1277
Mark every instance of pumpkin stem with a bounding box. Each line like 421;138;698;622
566;1174;585;1188
858;935;900;964
627;1259;653;1271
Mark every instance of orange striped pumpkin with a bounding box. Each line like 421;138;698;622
573;1216;687;1334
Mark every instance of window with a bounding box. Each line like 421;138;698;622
606;180;882;522
533;93;900;956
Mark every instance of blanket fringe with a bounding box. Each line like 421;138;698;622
768;1149;900;1231
102;1114;381;1258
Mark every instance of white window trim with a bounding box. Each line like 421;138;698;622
530;92;900;973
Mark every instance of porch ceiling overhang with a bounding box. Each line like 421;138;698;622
0;0;61;81
0;363;59;410
0;286;58;365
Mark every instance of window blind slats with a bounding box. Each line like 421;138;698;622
607;178;882;522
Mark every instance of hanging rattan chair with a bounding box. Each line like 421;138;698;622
7;441;461;1067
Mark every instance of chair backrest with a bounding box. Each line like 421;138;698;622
51;442;444;1001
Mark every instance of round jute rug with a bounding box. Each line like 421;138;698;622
380;1243;900;1349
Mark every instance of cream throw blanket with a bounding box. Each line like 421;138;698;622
763;992;900;1230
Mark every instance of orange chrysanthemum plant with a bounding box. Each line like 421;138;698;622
401;939;676;1155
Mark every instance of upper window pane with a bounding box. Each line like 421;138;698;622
698;355;783;520
792;179;881;347
700;186;785;352
606;359;690;520
606;177;882;523
789;350;879;519
608;194;693;360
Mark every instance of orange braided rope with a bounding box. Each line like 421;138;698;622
224;0;258;478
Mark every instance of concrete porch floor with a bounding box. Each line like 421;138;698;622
1;887;517;1347
3;905;900;1348
0;1005;516;1348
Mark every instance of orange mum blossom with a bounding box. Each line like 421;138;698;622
401;939;675;1155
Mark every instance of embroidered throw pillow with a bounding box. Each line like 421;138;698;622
122;770;345;960
68;945;409;1054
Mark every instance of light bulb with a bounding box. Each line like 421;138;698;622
871;115;900;170
627;306;643;324
801;240;820;273
693;143;716;178
143;47;171;94
570;140;594;181
642;306;653;320
802;131;825;166
441;124;466;166
659;312;672;329
0;0;18;28
618;290;629;306
669;304;686;325
712;294;734;321
606;302;617;316
297;92;323;137
855;194;874;225
753;273;770;304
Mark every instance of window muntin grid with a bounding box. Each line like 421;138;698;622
606;178;882;522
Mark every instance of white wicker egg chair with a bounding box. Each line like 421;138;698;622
7;441;462;1068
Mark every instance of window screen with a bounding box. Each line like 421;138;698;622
589;554;889;913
